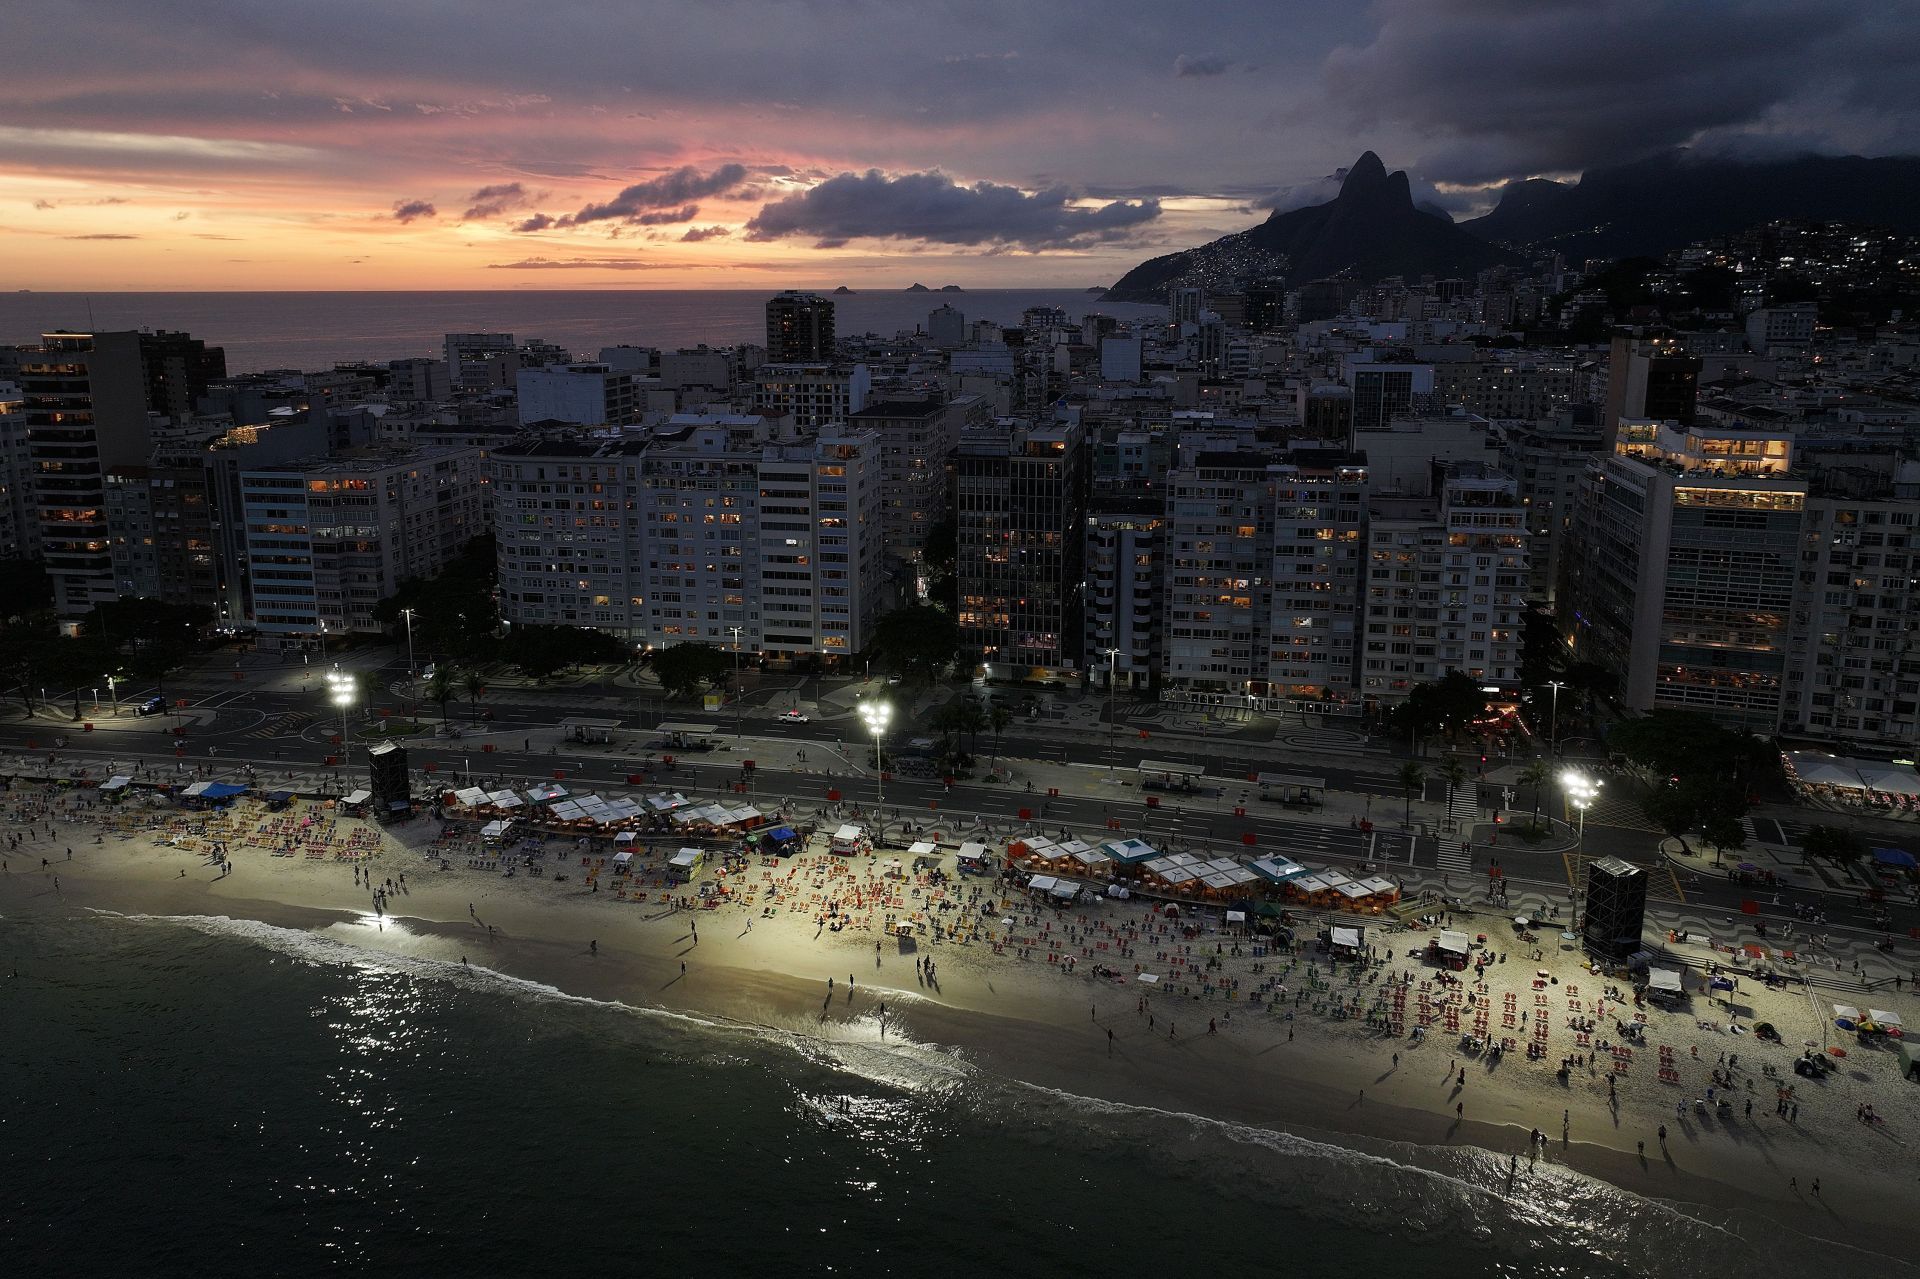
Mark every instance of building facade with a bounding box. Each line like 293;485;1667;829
242;445;484;642
765;292;835;363
956;421;1085;677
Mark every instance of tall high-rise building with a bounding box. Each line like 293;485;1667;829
1569;422;1801;728
0;382;33;560
20;330;225;620
848;395;979;563
956;421;1085;677
1602;333;1699;450
241;445;484;643
765;292;835;362
1360;462;1530;703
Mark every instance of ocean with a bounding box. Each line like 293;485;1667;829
0;290;1166;375
1;905;1852;1279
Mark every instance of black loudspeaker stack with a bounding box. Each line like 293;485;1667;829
367;742;412;822
1582;855;1647;959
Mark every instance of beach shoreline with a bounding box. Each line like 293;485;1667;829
7;797;1918;1268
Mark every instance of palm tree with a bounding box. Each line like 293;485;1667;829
987;703;1013;769
956;697;989;758
427;667;456;734
1520;760;1552;828
463;669;487;721
1438;755;1469;803
1395;762;1425;831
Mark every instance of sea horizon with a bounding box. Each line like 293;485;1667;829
0;288;1164;376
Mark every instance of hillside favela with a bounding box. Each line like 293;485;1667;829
4;3;1920;1276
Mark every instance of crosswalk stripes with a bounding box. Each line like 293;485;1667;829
1435;780;1479;874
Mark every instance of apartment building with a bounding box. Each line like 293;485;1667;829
19;330;225;620
1779;461;1920;751
0;383;32;559
1360;462;1529;703
1267;451;1370;698
1496;411;1605;603
1162;450;1271;691
847;395;980;563
242;445;484;642
490;430;655;639
1083;499;1163;691
750;362;870;429
635;416;885;659
516;361;644;427
1569;422;1803;728
956;421;1085;678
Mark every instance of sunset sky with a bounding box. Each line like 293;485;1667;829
5;0;1913;290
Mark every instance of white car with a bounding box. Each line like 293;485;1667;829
778;709;810;724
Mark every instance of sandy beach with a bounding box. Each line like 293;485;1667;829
6;781;1918;1265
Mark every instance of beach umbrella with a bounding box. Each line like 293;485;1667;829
1513;915;1530;927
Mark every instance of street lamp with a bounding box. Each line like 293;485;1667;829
1562;769;1599;909
105;673;118;716
1103;646;1120;771
728;625;744;746
860;698;892;822
400;607;418;683
327;670;357;776
1544;680;1568;755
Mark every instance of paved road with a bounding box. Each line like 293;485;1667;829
8;659;1916;949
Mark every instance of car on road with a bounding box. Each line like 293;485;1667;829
136;696;166;716
778;709;810;724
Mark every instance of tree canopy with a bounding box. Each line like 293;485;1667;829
1606;711;1770;793
372;536;500;663
499;623;629;679
864;605;959;685
650;642;733;700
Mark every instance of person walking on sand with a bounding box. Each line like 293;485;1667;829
590;940;597;954
1811;1178;1820;1198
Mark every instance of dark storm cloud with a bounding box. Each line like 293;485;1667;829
525;163;748;229
744;170;1161;249
631;204;699;225
1325;0;1907;184
680;225;731;241
1174;53;1230;77
390;198;436;222
462;182;536;219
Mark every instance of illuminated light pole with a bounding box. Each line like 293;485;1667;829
328;670;357;783
1562;769;1599;912
400;606;418;697
105;673;118;716
860;699;892;822
728;625;744;746
1544;680;1568;755
1104;646;1120;772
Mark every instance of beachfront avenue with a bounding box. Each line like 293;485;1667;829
2;645;1913;947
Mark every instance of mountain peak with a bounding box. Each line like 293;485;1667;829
1339;151;1388;197
1104;150;1520;303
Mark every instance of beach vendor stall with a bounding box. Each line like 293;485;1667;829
761;825;801;855
1646;968;1686;1004
667;847;703;877
956;842;993;875
830;824;867;856
1428;929;1471;970
1327;925;1365;960
99;775;133;801
612;849;635;871
1864;1009;1904;1040
613;830;638;849
479;818;513;841
1099;837;1159;867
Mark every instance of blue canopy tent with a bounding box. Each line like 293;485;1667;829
1871;847;1917;869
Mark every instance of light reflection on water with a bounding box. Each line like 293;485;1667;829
1;909;1877;1278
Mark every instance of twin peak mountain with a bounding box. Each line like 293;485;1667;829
1104;151;1514;303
